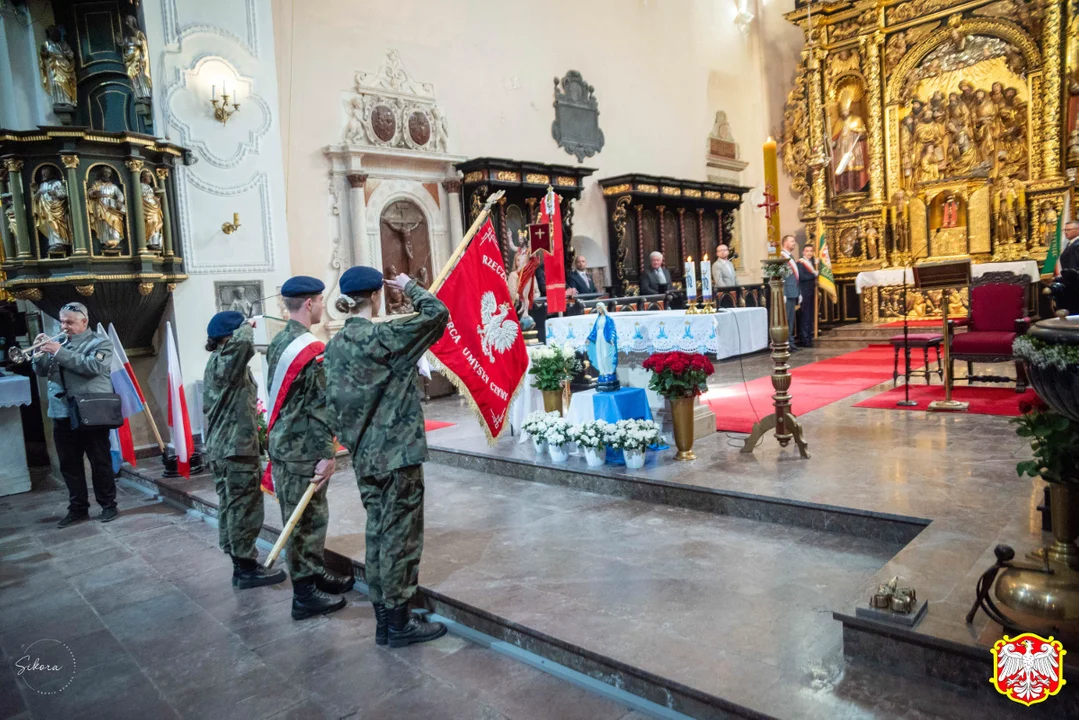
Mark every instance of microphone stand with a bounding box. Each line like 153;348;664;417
896;261;917;407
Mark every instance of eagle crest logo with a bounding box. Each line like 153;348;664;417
476;291;518;363
990;633;1066;706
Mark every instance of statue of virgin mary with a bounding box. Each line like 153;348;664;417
587;303;619;392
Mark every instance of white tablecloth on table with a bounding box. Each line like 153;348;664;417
0;375;31;408
544;308;768;359
855;261;1041;294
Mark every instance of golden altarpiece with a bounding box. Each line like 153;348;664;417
782;0;1078;322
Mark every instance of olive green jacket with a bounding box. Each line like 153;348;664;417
32;328;113;420
324;282;448;478
266;319;335;471
202;323;260;460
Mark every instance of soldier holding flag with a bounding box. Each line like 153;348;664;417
325;267;450;648
266;276;353;620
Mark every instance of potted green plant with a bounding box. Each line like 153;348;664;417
529;344;581;415
642;351;714;461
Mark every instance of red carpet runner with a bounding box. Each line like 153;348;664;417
424;420;455;432
705;346;924;433
854;385;1035;416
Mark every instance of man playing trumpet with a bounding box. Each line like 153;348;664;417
30;302;117;527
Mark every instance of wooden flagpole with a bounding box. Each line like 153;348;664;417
141;407;166;453
429;190;505;294
264;482;317;569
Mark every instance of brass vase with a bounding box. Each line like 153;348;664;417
1047;482;1079;568
671;396;696;461
542;389;563;415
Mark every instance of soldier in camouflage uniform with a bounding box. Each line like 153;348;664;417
202;311;286;589
266;276;352;620
325;266;449;648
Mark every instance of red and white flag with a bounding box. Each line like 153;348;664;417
429;218;529;441
165;321;193;478
260;332;324;497
108;323;147;406
97;324;139;468
539;188;566;313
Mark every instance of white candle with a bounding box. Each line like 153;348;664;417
700;254;712;301
684;256;697;302
212;84;216;100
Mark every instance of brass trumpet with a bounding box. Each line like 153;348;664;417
8;333;68;363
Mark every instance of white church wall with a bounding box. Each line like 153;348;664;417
136;0;293;436
272;0;787;287
0;0;57;130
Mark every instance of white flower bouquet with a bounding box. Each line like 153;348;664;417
569;420;611;451
604;418;664;452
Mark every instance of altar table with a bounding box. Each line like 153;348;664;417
0;374;32;497
566;387;653;426
854;260;1040;294
544;308;768;359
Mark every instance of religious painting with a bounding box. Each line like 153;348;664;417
380;199;432;315
214;280;263;319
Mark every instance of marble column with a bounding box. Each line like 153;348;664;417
347;173;368;266
0;170;15;261
125;159;147;254
60;154;89;256
156;168;174;257
4;159;32;259
444;179;463;245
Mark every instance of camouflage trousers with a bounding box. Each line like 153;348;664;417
210;457;264;561
273;461;329;584
357;463;425;609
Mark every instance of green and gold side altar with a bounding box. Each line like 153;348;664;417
782;0;1078;323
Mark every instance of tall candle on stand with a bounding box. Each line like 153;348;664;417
700;254;712;303
763;137;781;259
684;256;697;303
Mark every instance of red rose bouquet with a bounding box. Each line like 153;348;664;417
642;351;714;399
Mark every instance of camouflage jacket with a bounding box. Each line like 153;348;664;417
266;319;335;468
202;323;260;460
324;281;448;478
32;328;114;420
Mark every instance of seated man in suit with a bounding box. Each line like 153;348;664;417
566;254;599;295
711;244;737;288
640;251;672;296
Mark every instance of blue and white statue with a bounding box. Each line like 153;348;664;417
587;303;620;392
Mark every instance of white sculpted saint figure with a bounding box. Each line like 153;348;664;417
39;26;76;107
140;170;164;251
587;303;619;391
32;166;72;255
87;168;126;252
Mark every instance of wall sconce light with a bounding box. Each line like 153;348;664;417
222;213;241;234
210;84;240;126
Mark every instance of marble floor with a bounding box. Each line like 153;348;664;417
0;484;641;720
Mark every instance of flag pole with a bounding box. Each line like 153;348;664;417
140;408;166;453
429;190;505;294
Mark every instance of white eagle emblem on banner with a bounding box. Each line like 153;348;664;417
477;291;519;363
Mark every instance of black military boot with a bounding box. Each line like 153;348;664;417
315;568;354;595
231;557;286;589
386;604;446;648
373;602;388;646
291;579;346;620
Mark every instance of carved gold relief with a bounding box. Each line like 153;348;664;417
554;176;576;187
878;286;968;320
636;184;659;194
612;195;633;295
702;190;722;200
74;284;94;296
525;173;550;184
888;0;955;25
12;288;41;301
683;188;702;198
138;282;153;296
463;171;485;183
495;171;520;182
660;186;681;196
602;184;632;196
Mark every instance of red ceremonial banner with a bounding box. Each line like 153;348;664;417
539;190;566;313
528;223;551;254
429;218;529;441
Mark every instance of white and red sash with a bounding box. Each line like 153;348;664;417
782;250;799;280
798;258;818;277
260;332;324;495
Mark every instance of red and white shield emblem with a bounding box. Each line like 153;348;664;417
990;633;1066;706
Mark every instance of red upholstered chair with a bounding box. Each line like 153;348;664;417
948;272;1031;392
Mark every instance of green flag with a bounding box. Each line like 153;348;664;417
816;219;837;303
1043;190;1071;277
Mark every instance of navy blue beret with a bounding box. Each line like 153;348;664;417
340;266;384;294
281;275;325;297
207;311;245;339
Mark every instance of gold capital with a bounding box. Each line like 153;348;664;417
125;159;144;172
5;159;24;172
60;155;80;169
155;167;169;180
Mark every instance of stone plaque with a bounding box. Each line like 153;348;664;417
551;70;604;163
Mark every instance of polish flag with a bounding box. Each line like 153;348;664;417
97;324;139;470
108;323;146;405
165;322;193;478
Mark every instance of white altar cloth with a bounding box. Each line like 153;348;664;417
0;374;32;497
544;308;768;359
855;261;1040;294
